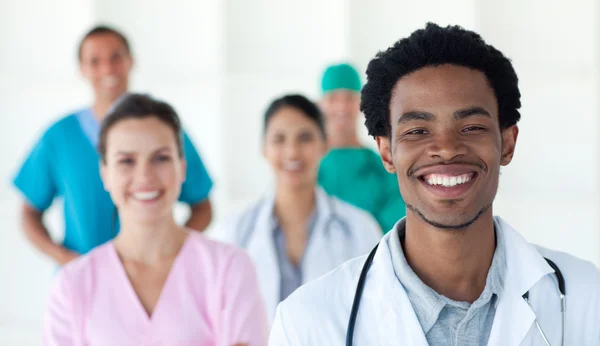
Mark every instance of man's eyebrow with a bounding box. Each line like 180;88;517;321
454;107;491;120
397;111;435;124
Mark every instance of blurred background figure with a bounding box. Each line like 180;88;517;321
2;1;599;344
11;25;214;266
212;94;381;323
43;94;268;346
318;63;406;232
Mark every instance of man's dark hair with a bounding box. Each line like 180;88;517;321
98;93;183;162
264;94;326;139
78;25;131;61
361;23;521;137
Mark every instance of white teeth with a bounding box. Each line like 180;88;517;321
133;191;160;201
442;177;450;186
102;76;119;88
425;173;473;187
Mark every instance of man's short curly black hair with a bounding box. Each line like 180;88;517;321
361;23;521;137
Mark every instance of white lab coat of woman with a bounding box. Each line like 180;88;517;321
212;187;381;323
269;217;600;345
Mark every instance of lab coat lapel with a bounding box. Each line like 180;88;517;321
245;195;281;322
362;231;429;346
303;189;341;280
488;288;536;345
487;217;555;346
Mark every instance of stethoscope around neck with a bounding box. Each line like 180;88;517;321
346;243;567;346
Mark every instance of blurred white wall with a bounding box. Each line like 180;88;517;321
0;1;94;344
1;0;598;344
223;0;349;208
477;0;600;274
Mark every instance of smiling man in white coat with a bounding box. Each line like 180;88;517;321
269;23;600;346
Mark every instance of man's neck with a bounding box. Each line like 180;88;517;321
92;102;112;122
92;93;125;122
402;211;496;303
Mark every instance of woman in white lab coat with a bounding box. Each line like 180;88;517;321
212;94;381;323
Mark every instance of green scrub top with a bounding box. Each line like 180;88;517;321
318;147;406;233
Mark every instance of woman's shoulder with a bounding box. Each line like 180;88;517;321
185;232;253;268
60;243;112;278
206;198;268;244
50;243;114;300
329;194;374;218
327;195;381;232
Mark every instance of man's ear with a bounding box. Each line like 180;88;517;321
500;125;519;166
376;136;396;173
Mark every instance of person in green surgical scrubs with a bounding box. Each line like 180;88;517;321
318;63;406;232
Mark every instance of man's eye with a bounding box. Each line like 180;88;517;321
405;129;428;135
462;126;486;132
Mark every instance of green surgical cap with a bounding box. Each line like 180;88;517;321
321;63;361;94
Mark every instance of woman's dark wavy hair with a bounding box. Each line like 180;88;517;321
98;93;183;163
263;94;326;139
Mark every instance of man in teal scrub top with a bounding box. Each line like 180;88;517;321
13;25;214;265
318;63;405;232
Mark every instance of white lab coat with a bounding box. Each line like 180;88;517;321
211;187;382;323
269;217;600;345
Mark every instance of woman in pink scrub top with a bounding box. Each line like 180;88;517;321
42;94;268;346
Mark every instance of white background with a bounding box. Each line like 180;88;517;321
1;0;598;344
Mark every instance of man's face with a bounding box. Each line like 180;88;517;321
376;64;518;229
320;89;361;137
79;33;132;102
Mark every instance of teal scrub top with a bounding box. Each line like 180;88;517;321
318;147;406;233
13;109;213;254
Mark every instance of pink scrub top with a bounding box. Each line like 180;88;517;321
42;232;269;346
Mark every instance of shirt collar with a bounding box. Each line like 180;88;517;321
388;219;506;333
260;187;330;236
270;204;318;273
75;108;101;147
270;206;319;237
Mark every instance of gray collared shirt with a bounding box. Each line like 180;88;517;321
389;220;505;345
272;211;318;302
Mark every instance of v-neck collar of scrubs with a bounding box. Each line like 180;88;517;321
107;234;193;325
75;108;101;148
